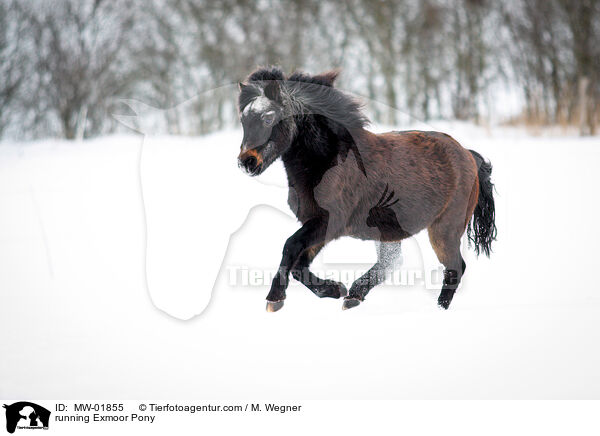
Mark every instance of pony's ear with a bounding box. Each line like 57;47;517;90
264;80;281;102
238;82;248;92
314;69;340;87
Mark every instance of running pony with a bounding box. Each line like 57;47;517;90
237;67;496;311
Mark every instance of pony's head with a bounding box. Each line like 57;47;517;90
237;67;292;176
237;66;349;176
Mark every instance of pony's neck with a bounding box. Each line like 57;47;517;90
279;79;368;168
281;115;365;188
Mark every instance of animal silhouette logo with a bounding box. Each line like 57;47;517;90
111;96;292;320
3;402;50;433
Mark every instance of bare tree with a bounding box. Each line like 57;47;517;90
558;0;599;135
0;0;598;139
449;0;491;121
19;0;141;139
0;1;27;137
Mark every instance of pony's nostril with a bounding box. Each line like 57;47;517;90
243;155;258;170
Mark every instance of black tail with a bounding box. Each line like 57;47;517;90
467;150;497;257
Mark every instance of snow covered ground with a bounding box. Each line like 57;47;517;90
1;122;600;399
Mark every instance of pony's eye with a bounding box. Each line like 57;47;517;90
263;113;275;126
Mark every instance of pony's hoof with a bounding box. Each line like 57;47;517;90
437;290;454;310
342;298;361;310
437;298;451;310
266;300;284;312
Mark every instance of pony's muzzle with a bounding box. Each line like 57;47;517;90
238;148;263;176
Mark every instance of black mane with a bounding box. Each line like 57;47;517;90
239;66;369;131
247;66;286;83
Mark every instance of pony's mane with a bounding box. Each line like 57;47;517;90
247;66;285;82
239;66;369;131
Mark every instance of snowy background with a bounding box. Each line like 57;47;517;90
1;0;600;401
1;120;600;399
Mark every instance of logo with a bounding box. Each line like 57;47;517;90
3;402;50;433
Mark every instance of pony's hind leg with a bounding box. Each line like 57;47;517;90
291;243;348;299
342;241;402;310
428;223;466;310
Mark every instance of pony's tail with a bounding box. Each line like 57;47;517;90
467;150;497;257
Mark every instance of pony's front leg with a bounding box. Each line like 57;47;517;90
266;217;327;312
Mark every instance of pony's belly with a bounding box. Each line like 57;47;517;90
347;220;414;242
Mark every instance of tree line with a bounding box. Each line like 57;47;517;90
0;0;598;140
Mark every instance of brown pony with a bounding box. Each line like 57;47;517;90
237;67;496;311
